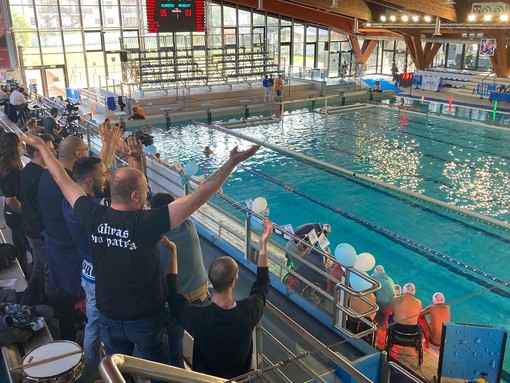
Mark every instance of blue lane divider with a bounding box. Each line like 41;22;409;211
237;164;510;292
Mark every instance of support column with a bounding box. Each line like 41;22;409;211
489;30;510;77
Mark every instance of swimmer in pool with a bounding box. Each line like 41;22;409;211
203;146;213;157
419;292;450;347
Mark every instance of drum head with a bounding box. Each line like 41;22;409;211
22;341;83;378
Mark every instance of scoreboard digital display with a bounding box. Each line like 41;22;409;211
147;0;205;33
399;72;413;87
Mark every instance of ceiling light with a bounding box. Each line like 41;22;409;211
331;0;338;8
468;14;476;22
380;15;386;22
500;14;509;22
424;15;431;22
412;15;419;22
389;15;396;22
483;14;492;21
402;15;409;22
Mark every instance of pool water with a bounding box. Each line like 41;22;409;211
151;105;510;377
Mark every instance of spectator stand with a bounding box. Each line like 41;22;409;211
121;34;283;94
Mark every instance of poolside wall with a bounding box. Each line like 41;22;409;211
122;89;395;130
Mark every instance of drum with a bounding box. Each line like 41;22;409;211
20;341;84;383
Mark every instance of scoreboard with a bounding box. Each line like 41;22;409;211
147;0;205;33
399;72;413;87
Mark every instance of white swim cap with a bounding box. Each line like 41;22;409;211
394;284;402;295
373;265;385;275
403;283;416;295
433;292;445;305
322;224;332;234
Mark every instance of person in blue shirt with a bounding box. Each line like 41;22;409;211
262;75;270;102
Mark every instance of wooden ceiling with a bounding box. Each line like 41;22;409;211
227;0;510;37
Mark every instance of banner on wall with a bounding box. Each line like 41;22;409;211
480;38;496;56
0;7;10;68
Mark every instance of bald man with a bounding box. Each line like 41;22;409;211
38;136;91;342
20;132;260;370
165;218;273;379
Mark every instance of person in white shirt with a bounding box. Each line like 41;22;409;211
9;86;30;122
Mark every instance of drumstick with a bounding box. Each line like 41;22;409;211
10;350;82;372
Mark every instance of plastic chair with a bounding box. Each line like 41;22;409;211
385;323;423;365
346;317;376;346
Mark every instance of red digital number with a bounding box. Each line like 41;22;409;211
185;9;192;17
160;9;167;17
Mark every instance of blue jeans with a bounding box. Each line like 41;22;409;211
82;278;101;382
99;310;169;365
21;236;53;306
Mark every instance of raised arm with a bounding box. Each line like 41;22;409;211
161;236;178;275
116;135;144;172
18;133;85;207
98;119;123;168
258;218;273;267
168;145;260;228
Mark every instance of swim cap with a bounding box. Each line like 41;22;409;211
433;292;445;305
322;224;332;234
373;265;385;275
403;283;416;295
394;284;402;295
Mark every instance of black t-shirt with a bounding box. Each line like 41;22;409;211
74;196;171;320
0;169;21;214
167;267;270;379
38;169;75;241
20;162;45;238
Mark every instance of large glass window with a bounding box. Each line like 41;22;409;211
447;43;463;69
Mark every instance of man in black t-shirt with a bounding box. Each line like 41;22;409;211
19;134;56;306
165;218;272;379
18;132;260;368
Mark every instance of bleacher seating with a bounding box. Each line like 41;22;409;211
415;68;510;98
126;43;282;92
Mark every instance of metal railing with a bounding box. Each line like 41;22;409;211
98;299;376;383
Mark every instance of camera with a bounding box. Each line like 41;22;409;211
66;100;80;113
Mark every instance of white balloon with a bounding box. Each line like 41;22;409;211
349;271;372;292
334;243;357;267
251;197;268;214
353;252;376;272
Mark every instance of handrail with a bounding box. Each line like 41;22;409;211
263;301;374;383
99;354;227;383
97;300;375;383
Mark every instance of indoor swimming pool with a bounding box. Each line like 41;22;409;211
149;104;510;376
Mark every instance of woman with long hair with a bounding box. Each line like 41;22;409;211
0;132;29;275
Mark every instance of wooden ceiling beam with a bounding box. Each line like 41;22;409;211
424;43;442;68
227;0;353;32
366;0;458;21
361;40;379;63
283;0;372;20
484;30;510;77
